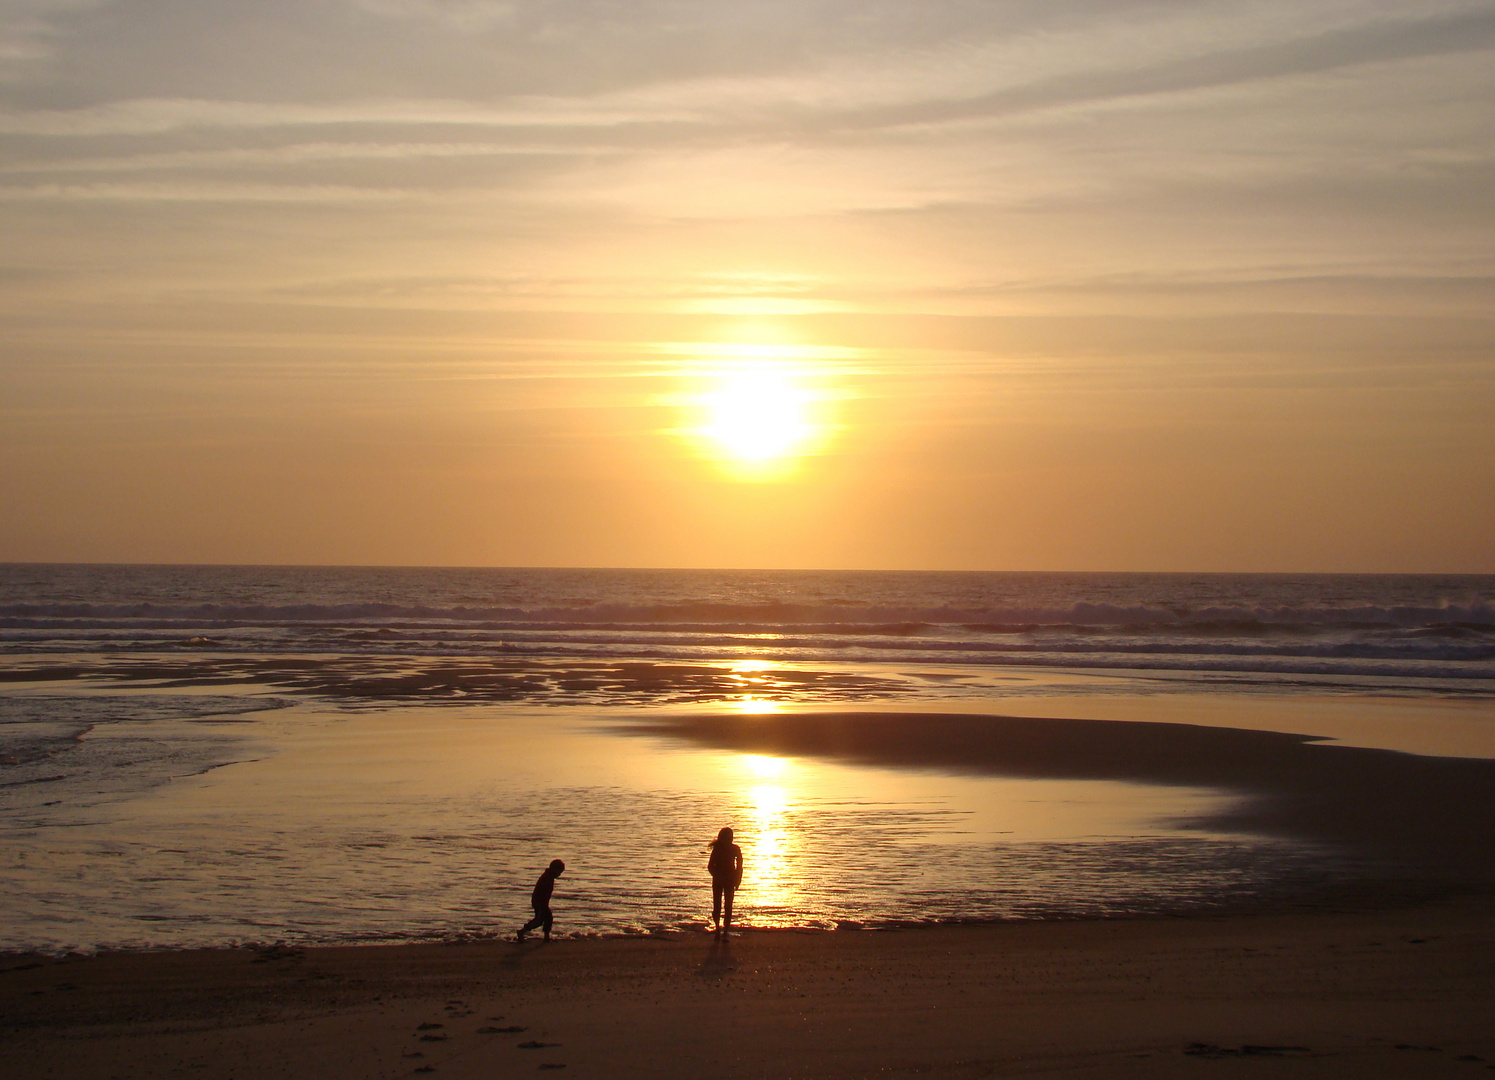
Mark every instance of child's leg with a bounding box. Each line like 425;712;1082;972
519;904;545;939
711;880;723;927
541;905;554;940
723;886;734;932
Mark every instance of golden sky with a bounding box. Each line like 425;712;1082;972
2;1;1492;570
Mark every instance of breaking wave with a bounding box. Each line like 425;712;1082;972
3;597;1493;630
2;567;1493;687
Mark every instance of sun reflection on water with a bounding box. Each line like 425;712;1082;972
741;753;788;779
731;696;780;714
735;753;799;919
729;659;782;714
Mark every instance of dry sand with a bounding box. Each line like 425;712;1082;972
4;900;1494;1080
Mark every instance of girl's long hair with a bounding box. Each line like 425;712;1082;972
709;826;733;848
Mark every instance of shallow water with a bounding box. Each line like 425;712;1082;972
1;693;1386;953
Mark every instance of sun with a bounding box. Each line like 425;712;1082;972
663;334;843;480
700;366;814;463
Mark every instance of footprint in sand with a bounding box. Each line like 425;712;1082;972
1184;1044;1309;1058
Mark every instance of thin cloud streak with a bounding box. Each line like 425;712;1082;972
0;180;434;201
0;141;600;174
0;96;698;136
816;6;1495;134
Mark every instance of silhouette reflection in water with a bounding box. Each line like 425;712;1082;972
707;827;744;935
516;858;565;942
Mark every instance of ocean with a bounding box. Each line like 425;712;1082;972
3;565;1493;953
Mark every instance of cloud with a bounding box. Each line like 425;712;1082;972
0;0;109;74
0;140;599;174
346;0;518;30
0;95;701;137
0;0;1490;317
0;179;430;201
1;1;1487;189
802;6;1495;134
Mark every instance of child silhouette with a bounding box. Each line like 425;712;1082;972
516;859;565;942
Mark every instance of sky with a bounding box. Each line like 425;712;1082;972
1;0;1492;571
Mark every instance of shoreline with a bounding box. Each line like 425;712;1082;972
4;862;1479;962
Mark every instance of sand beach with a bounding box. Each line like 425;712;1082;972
5;569;1494;1076
5;895;1494;1079
6;701;1495;1079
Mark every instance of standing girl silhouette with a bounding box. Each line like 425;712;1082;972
707;827;743;935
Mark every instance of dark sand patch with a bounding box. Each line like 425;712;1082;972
619;711;1495;878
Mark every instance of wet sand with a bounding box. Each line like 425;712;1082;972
5;899;1494;1079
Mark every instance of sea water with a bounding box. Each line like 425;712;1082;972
2;565;1492;952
